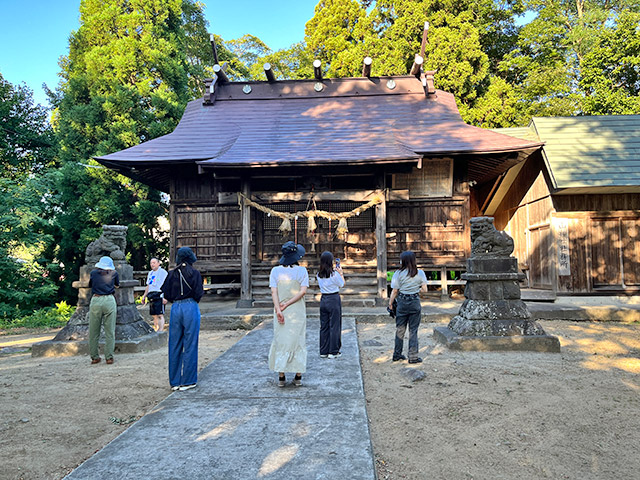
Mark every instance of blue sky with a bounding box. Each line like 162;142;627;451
0;0;318;106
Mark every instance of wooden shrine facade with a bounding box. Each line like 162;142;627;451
97;73;542;306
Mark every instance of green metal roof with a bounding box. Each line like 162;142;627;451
495;115;640;191
489;126;540;143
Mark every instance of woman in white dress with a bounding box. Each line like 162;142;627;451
268;241;309;387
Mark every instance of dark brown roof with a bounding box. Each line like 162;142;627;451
96;76;541;187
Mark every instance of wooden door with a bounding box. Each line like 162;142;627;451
528;225;553;289
590;219;621;287
622;219;640;286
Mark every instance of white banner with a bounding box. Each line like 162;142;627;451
555;218;571;276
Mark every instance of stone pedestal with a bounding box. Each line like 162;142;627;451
434;218;560;352
32;225;164;357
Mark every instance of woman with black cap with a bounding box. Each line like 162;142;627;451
268;241;309;387
161;247;204;391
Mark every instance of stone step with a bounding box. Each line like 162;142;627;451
251;298;377;309
251;263;377;272
251;276;377;286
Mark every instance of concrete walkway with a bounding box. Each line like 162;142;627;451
65;316;376;480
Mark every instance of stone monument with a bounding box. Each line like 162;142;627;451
433;217;560;352
32;225;166;357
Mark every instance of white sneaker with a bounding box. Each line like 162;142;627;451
179;384;197;391
171;386;180;391
320;354;328;358
328;353;342;359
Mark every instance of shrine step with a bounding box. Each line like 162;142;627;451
251;298;377;309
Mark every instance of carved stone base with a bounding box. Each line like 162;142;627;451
433;326;560;352
53;304;154;342
448;315;546;337
32;331;168;357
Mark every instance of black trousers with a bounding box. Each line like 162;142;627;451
319;293;342;355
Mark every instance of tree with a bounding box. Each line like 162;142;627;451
302;0;522;126
501;0;640;120
249;42;315;80
51;0;212;298
227;35;272;79
304;0;368;77
0;73;56;179
0;74;58;320
580;11;640;115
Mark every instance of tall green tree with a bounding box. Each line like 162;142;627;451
227;34;272;79
250;42;315;80
51;0;213;298
502;0;640;120
0;74;58;319
0;73;56;179
580;11;640;115
302;0;523;127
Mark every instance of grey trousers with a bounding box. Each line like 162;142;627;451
394;296;421;360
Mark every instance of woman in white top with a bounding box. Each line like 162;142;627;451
388;251;428;363
268;241;309;387
316;251;345;358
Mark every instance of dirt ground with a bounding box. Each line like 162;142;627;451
358;320;640;480
0;330;248;480
1;320;639;480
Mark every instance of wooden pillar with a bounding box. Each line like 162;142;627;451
375;187;388;305
237;180;253;307
440;266;448;301
169;177;178;267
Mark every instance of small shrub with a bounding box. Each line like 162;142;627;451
0;301;75;330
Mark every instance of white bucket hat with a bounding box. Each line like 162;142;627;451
95;256;115;270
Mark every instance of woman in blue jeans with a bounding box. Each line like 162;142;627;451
388;251;428;363
161;247;204;391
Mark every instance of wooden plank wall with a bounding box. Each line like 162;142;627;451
493;152;640;293
555;194;640;290
622;219;640;286
170;162;476;277
171;176;243;273
387;169;470;267
494;154;555;289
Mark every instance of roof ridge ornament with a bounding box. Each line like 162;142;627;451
414;21;436;96
204;61;229;105
264;63;276;82
362;56;373;78
313;59;323;81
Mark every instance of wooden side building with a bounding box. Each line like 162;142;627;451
96;73;542;306
483;116;640;295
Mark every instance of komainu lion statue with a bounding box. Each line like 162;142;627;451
470;217;514;257
84;225;128;265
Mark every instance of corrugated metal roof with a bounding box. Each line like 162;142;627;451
531;115;640;189
96;76;541;174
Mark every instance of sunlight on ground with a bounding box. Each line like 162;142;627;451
581;357;640;374
621;379;640;391
196;407;260;442
0;338;45;347
258;444;299;477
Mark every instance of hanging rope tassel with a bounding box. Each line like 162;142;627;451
307;215;317;234
279;217;292;236
336;217;349;236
